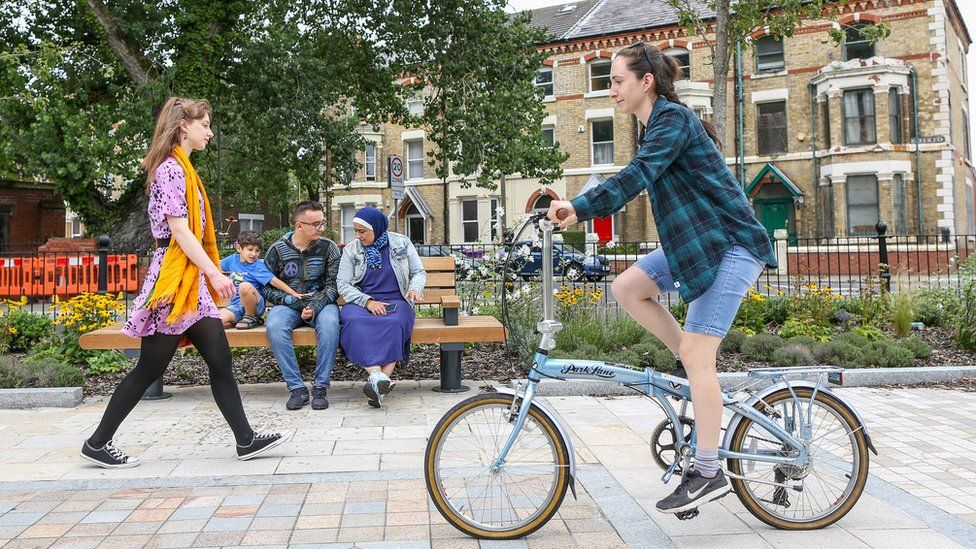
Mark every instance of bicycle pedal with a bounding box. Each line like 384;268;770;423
675;508;699;520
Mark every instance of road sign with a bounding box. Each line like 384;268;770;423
389;154;404;200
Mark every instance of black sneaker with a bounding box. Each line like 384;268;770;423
81;439;140;469
237;430;289;461
311;385;329;410
363;380;381;408
656;468;730;514
286;387;309;410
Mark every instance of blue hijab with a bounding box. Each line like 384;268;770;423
353;206;389;269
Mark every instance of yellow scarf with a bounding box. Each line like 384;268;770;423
144;147;223;323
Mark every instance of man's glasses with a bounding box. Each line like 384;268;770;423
298;220;326;230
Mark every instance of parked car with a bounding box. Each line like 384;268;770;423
414;244;482;279
508;241;610;281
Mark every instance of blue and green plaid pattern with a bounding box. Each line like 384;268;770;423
571;96;777;303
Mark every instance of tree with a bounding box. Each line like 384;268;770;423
667;0;890;151
374;0;567;242
0;0;403;249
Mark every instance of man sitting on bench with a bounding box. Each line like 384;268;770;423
262;201;342;411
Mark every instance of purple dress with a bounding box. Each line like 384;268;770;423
339;246;415;367
121;158;220;338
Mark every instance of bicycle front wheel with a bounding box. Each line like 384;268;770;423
727;387;870;530
424;393;571;539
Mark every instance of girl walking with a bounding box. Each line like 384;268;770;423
81;97;286;468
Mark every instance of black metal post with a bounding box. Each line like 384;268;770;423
877;221;890;293
96;235;110;294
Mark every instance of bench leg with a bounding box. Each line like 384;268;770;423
133;349;172;401
433;343;469;393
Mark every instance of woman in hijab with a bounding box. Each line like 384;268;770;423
337;207;426;408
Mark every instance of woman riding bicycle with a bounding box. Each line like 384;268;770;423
548;42;777;513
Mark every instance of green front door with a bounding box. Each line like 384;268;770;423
755;198;795;244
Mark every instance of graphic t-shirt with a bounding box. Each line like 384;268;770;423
220;253;274;291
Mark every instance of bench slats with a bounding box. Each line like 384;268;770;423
80;316;505;350
423;272;456;288
421;257;456;271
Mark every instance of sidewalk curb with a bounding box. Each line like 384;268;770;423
0;387;83;408
509;365;976;397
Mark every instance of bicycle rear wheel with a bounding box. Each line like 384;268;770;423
726;387;869;530
425;393;571;539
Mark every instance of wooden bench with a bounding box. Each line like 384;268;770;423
80;257;506;394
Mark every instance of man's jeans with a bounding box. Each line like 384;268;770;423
266;304;340;391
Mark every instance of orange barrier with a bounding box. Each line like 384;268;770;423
0;254;140;298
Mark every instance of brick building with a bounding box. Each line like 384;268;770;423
330;0;975;245
0;177;67;252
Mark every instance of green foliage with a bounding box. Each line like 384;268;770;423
741;333;784;361
897;336;932;359
772;344;815;367
2;355;84;388
670;300;688;326
832;331;869;348
778;318;832;342
813;341;865;368
733;290;766;334
6;310;54;352
651;349;677;372
957;281;976;351
762;294;791;326
863;340;915;368
852;325;889;342
560;231;585;251
720;329;748;354
892;291;913;338
262;227;290;248
84;351;129;376
785;335;818;349
912;287;960;327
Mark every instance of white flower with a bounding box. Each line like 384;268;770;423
605;240;617;249
516;245;531;258
495;206;505;218
472;307;480;315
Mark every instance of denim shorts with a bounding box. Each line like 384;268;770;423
635;245;765;338
224;294;266;323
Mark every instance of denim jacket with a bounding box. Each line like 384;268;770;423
337;232;426;307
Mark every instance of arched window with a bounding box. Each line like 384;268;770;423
531;194;553;213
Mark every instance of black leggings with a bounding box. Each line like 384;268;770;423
89;317;254;447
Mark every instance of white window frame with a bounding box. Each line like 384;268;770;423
406;139;424;180
461;198;479;243
238;213;265;233
535;68;554;98
590;118;614;166
364;143;376;181
407;97;424;117
489;197;500;241
663;47;691;79
589;60;611;93
542;125;555;148
340;205;356;244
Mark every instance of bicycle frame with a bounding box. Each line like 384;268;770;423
491;218;811;476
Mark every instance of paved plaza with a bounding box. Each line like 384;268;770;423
0;380;975;548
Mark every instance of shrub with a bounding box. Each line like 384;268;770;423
772;344;815;367
892;292;913;338
54;292;127;365
4;356;84;388
785;335;819;349
778;318;832;342
741;334;784;361
721;329;748;354
912;288;960;327
669;300;688;326
762;294;791;326
813;341;865;368
863;340;915;368
85;351;129;376
852;324;889;342
651;348;677;372
6;310;53;353
789;282;840;323
733;289;767;334
897;336;933;359
833;331;869;348
958;281;976;351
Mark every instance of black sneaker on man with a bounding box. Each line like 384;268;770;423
237;431;289;461
81;439;140;469
286;386;309;410
311;385;329;410
655;468;731;514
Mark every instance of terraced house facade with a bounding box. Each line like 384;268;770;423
329;0;975;246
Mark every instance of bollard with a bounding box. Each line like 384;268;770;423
96;235;110;294
876;221;890;293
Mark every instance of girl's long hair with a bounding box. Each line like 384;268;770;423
140;97;211;192
617;43;721;148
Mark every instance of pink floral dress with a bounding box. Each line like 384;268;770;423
121;158;219;338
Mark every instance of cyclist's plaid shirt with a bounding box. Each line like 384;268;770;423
571;96;777;303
